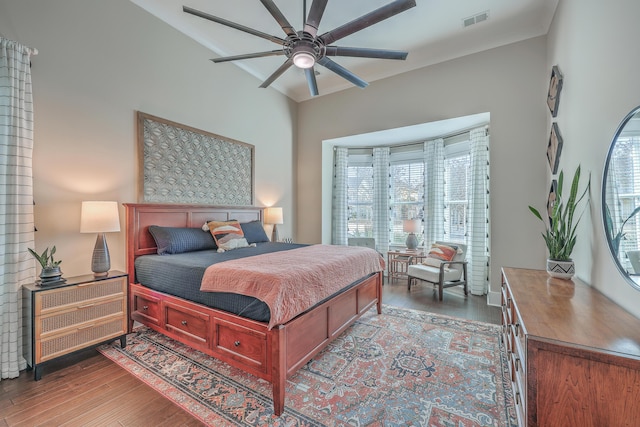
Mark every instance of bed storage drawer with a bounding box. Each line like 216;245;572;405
165;301;210;346
130;292;161;326
214;318;267;372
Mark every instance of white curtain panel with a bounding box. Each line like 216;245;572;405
332;147;349;245
372;147;390;255
423;138;445;246
468;127;490;295
0;38;37;380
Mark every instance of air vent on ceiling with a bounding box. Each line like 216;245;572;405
463;10;489;28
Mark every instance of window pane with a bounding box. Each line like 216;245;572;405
445;154;469;243
390;162;424;246
347;165;374;237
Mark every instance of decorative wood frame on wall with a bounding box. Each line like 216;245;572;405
547;179;557;223
547;65;563;117
547;123;563;174
136;112;254;205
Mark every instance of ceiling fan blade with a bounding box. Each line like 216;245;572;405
259;58;294;88
324;46;408;60
319;0;416;46
303;0;329;38
183;6;286;46
259;0;297;37
317;57;368;88
305;68;319;96
211;50;285;63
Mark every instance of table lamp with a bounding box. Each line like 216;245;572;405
403;219;420;250
264;207;284;242
80;201;120;277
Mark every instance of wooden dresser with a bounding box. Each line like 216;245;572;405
501;267;640;426
22;271;128;380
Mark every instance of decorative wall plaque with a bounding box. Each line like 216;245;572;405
137;112;254;205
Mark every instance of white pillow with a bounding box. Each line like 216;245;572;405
216;237;256;253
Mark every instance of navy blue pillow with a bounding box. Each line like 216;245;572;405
240;220;270;244
148;225;217;255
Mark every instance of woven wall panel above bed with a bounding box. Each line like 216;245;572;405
137;112;254;205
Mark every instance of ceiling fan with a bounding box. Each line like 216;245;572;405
183;0;417;96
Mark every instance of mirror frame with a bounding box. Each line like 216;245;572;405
602;105;640;291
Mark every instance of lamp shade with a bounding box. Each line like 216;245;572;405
264;207;284;225
80;201;120;233
403;219;419;233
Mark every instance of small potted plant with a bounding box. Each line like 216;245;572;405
529;165;590;279
28;246;63;282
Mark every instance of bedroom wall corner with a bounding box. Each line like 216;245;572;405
296;36;548;299
0;0;297;277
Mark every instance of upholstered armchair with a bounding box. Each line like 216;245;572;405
407;242;468;301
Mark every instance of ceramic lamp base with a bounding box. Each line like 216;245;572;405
91;233;111;277
406;233;418;250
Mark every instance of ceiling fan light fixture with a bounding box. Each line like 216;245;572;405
293;51;315;68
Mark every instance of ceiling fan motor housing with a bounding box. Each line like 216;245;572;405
287;33;323;68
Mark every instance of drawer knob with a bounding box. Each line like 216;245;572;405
234;340;241;347
142;305;148;310
181;320;188;326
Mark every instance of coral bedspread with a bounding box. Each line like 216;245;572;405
200;244;385;329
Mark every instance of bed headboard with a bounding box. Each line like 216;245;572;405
124;203;263;282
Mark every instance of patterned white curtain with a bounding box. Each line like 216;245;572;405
332;147;348;245
468;127;490;295
423;138;444;246
0;38;37;380
372;147;390;255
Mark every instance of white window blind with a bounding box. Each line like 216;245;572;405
390;161;424;245
444;152;470;243
347;155;374;237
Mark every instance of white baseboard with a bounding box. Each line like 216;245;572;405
487;290;502;307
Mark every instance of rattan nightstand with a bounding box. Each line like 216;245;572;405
22;271;128;380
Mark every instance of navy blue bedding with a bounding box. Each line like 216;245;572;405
134;242;306;322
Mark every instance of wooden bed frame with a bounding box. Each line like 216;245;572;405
124;203;383;416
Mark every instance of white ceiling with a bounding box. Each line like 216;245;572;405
130;0;559;103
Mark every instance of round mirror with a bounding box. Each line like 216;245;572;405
603;105;640;290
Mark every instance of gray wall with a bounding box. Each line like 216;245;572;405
0;0;297;277
297;36;549;302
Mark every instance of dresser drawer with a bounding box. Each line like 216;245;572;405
214;318;267;372
37;277;125;314
165;301;210;346
37;317;125;363
38;298;125;338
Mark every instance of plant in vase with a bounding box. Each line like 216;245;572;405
28;246;63;282
529;165;590;279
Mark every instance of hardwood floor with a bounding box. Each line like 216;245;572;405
1;278;500;426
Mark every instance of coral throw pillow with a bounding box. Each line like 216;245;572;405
427;243;457;262
207;220;247;250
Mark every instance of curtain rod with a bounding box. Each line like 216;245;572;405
335;123;489;150
0;36;38;55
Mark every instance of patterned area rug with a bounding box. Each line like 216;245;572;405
98;305;517;426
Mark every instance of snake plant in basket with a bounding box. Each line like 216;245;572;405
529;165;590;279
